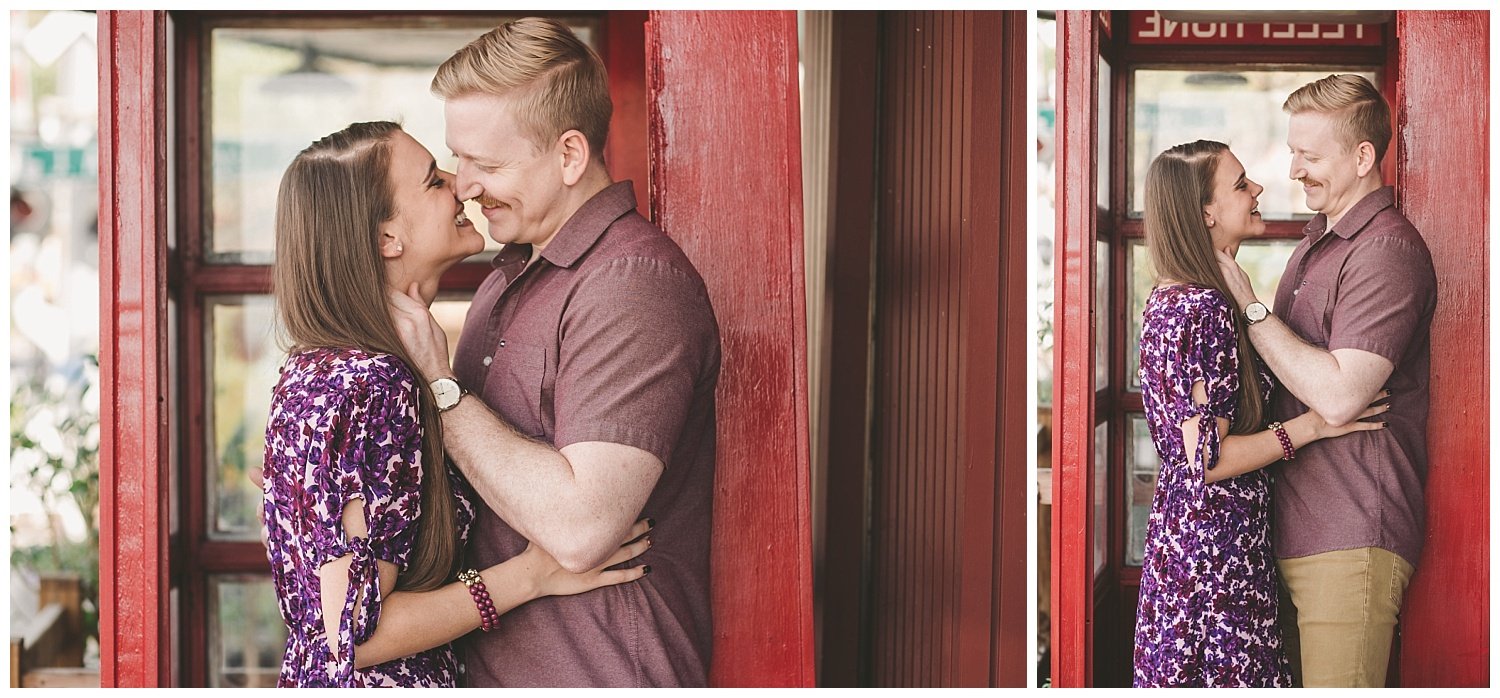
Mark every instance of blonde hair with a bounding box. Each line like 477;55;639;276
1144;140;1266;434
1283;73;1392;164
274;121;461;592
432;18;612;160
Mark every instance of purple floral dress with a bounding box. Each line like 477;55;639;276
1133;285;1290;688
262;347;475;687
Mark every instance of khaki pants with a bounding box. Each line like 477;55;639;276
1277;547;1415;687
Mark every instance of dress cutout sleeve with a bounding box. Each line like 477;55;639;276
305;367;425;685
1167;292;1241;484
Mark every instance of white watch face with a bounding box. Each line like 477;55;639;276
1246;303;1268;322
432;378;461;408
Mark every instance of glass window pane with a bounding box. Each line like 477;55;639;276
1128;241;1151;391
1126;238;1298;391
1093;420;1109;578
1095;240;1110;390
209;575;287;687
1096;59;1112;209
1125;413;1156;568
207;295;283;540
206;21;597;265
1129;68;1379;218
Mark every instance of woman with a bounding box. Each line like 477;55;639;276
263;121;650;687
1132;140;1388;687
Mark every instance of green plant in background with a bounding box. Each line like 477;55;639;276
10;352;102;642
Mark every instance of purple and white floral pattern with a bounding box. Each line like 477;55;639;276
1133;285;1290;688
263;347;474;687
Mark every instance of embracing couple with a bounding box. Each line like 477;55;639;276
1133;74;1436;688
255;18;721;687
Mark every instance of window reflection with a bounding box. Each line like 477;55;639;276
1094;420;1109;577
1095;240;1110;391
1097;59;1112;209
208;296;282;540
1125;414;1155;567
209;575;287;687
1129;68;1379;218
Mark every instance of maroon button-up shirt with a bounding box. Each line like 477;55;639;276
451;181;720;687
1269;186;1436;567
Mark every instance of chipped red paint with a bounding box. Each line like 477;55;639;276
1393;10;1489;688
97;9;173;688
645;10;816;688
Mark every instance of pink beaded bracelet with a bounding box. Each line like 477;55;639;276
458;568;500;632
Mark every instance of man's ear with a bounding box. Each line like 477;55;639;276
558;129;591;187
379;229;405;259
1355;140;1378;178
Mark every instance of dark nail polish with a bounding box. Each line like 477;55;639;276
647;518;656;528
643;565;653;575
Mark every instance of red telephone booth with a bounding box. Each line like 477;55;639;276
1052;10;1488;687
97;10;812;686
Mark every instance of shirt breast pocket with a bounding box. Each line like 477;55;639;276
1287;283;1331;347
482;341;550;439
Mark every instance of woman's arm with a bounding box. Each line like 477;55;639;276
1178;382;1390;484
318;503;651;669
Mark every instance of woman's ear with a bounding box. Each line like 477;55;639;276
379;230;405;259
558;129;591;187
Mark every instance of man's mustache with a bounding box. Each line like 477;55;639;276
471;196;504;208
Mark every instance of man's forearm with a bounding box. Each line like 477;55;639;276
438;397;597;567
1248;317;1379;426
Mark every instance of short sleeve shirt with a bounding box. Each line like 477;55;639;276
1268;186;1436;567
451;181;721;687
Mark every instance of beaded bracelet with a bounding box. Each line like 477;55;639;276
1269;421;1295;461
458;568;500;632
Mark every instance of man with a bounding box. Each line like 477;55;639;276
388;18;720;687
1217;73;1436;687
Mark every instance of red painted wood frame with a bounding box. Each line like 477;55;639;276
1393;11;1488;688
818;10;880;688
99;10;173;687
645;11;816;687
1052;11;1100;688
993;13;1030;687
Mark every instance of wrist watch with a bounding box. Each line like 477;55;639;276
431;377;468;412
1243;301;1269;325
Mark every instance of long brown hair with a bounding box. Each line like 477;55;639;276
272;121;459;591
1143;140;1265;434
